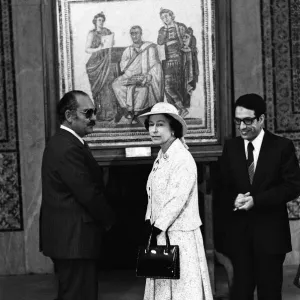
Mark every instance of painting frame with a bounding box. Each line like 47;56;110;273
45;0;232;164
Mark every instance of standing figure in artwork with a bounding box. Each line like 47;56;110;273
112;26;163;124
157;8;189;118
138;102;213;300
181;27;199;109
85;12;118;122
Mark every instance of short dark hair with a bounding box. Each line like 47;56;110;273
92;12;106;26
144;114;183;138
57;90;88;124
160;8;175;20
130;25;142;35
235;94;266;118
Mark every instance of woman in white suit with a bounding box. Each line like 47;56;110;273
138;102;213;300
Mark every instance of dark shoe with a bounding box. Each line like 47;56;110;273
125;112;133;119
293;264;300;288
131;115;138;124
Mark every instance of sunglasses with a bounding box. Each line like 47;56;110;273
78;108;97;119
234;117;257;126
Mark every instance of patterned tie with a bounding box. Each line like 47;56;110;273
247;142;255;184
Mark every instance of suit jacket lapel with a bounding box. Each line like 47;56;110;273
58;128;85;149
83;141;96;161
252;130;272;189
57;129;98;167
235;137;251;186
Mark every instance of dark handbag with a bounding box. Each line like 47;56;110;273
136;227;180;279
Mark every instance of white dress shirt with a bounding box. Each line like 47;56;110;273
60;125;84;144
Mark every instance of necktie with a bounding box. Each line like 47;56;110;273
247;142;255;184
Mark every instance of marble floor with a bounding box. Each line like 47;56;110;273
0;265;299;300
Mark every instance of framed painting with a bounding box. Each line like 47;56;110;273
55;0;232;163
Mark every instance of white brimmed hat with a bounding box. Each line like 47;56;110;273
138;102;188;136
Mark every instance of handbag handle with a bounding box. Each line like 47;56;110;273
146;225;171;253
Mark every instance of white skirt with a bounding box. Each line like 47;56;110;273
143;227;213;300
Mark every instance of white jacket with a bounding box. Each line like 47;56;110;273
146;139;202;231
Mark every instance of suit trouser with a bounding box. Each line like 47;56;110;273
230;248;285;300
52;259;98;300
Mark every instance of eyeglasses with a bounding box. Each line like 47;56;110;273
78;108;97;119
234;117;257;126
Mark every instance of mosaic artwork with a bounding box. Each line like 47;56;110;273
0;0;23;231
261;0;300;219
57;0;217;147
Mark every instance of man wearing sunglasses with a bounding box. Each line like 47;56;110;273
40;90;115;300
218;93;300;300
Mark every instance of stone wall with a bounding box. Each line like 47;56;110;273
0;0;52;275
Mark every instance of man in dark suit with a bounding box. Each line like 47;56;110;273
40;90;115;300
219;94;300;300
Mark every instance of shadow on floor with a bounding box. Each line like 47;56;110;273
214;264;300;300
0;265;299;300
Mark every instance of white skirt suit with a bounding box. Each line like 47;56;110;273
144;139;213;300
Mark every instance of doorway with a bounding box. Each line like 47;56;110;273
100;163;207;270
101;164;152;270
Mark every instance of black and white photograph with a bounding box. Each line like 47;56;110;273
0;0;300;300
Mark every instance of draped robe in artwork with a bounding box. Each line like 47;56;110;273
112;42;163;113
86;28;117;121
157;22;186;111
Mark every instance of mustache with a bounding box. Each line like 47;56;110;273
88;121;96;126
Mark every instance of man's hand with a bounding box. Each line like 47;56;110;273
234;192;250;210
234;192;254;211
238;196;254;211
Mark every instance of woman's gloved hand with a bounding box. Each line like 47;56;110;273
150;226;162;247
141;219;152;245
141;220;162;246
